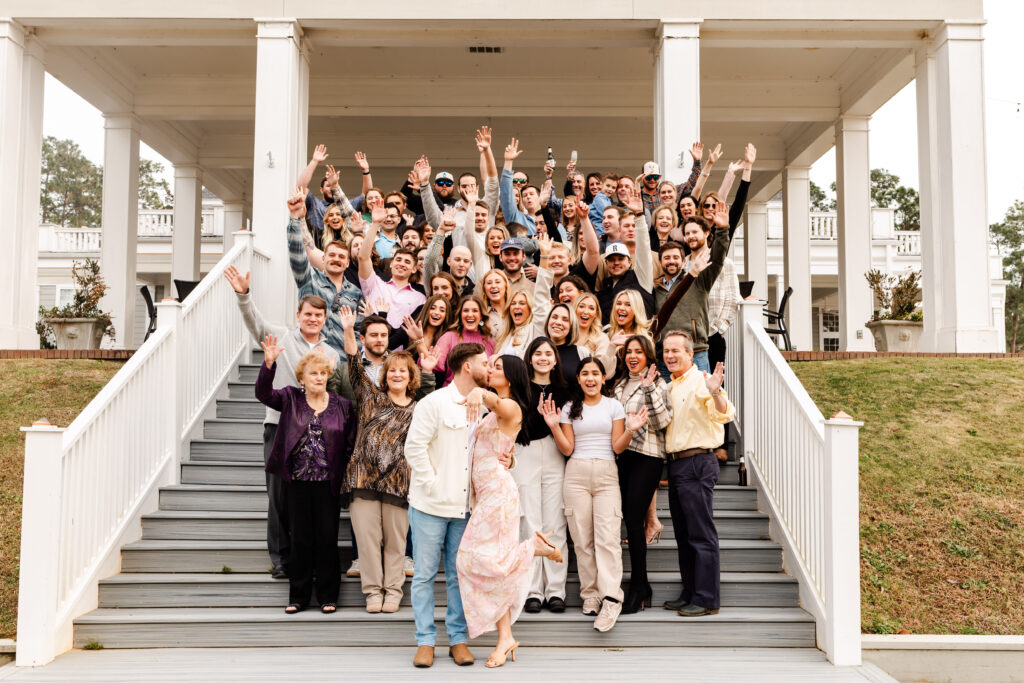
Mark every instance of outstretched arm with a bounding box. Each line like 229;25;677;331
297;144;328;192
354;151;373;196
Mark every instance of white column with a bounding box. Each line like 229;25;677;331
834;116;875;351
742;202;769;300
782;166;813;350
252;19;308;324
654;20;701;183
0;24;45;348
99;113;141;348
221;200;245;253
171;164;203;283
921;23;998;351
915;47;942;351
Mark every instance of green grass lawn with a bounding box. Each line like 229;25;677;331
0;360;123;640
791;358;1024;635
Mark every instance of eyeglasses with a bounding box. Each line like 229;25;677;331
702;203;717;209
435;179;453;187
511;178;528;185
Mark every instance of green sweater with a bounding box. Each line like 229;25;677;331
653;227;730;352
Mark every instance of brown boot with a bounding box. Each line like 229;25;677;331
448;642;475;666
413;645;434;668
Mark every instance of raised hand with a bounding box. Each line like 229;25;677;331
374;297;391;315
414;156;431;186
566;159;577;175
223;265;251;294
261;334;283;368
640;364;659;387
475;126;492;151
610;331;629;347
325;164;340;188
624;186;643;214
687;248;711;276
713;202;730;229
371;202;387;226
288;186;307;219
728;159;744;174
538;396;562;429
537;232;553;258
577;200;589;217
354;151;370;173
626;405;649;433
463;186;479;204
357;299;373;319
402;315;424;341
338;305;356;331
419;344;441;372
705;362;725;394
440;206;457;234
690;141;704;162
407;169;419;187
312;144;328;164
543;159;555;179
349;212;366;235
743;143;757;167
504;137;523;162
708;143;723;165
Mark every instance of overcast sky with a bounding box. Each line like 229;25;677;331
41;3;1024;224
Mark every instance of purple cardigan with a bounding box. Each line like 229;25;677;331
256;362;356;491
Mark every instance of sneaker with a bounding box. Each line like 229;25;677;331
382;595;401;613
582;597;601;616
271;565;288;580
593;598;622;632
346;559;360;578
404;556;414;578
366;594;384;613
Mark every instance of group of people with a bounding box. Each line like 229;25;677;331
227;125;748;668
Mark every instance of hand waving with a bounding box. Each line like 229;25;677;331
504;137;523;162
338;305;356;331
475;126;493;152
625;406;649;433
640;364;659;388
704;362;725;394
687;248;711;276
624;186;643;214
287;186;307;219
312;144;328;164
690;141;704;162
354;151;370;173
537;396;562;429
708;143;723;165
223;265;250;294
419;344;441;373
261;334;283;368
713;202;730;229
325;164;340;188
402;315;424;342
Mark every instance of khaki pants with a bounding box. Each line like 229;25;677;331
349;498;409;600
562;458;624;602
511;435;569;601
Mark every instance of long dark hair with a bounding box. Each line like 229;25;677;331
495;355;533;446
524;336;567;391
610;334;657;387
567;357;608;421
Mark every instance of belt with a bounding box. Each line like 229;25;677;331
666;448;713;461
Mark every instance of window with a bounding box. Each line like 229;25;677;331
56;286;79;308
820;310;840;351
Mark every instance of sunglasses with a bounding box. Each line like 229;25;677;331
645;174;661;181
702;203;717;209
511;178;528;185
435;179;453;187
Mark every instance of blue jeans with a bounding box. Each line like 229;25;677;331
408;506;469;646
658;351;710;381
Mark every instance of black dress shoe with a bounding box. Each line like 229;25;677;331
663;595;689;611
622;584;653;615
546;597;566;613
524;598;543;613
272;566;288;580
677;603;720;617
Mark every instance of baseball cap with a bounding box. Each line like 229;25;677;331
642;162;661;177
500;237;525;253
604;242;631;259
435;171;455;183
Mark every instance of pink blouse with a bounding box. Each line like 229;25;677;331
431;330;496;386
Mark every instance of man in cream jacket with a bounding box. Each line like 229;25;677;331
404;342;489;668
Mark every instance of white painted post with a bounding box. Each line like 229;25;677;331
171;164;203;283
156;300;183;482
735;299;762;442
16;421;66;666
915;45;943;352
743;202;769;301
653;20;701;183
221;201;245;255
822;412;863;665
782;166;813;350
99;113;141;349
834;115;875;351
233;230;256;364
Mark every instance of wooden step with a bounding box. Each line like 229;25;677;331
238;364;262;382
227;381;255;399
119;538;783;574
73;606;815;649
97;571;799;609
190;440;263;461
139;509;770;541
203;418;263;441
159;484;759;512
216;398;264;419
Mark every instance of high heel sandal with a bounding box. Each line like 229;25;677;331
485;641;520;668
535;531;564;563
645;518;664;545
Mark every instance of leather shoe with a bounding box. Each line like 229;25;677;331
677;603;720;617
413;645;434;668
448;643;474;666
663;595;689;611
271;565;288;580
546;596;566;613
523;597;543;613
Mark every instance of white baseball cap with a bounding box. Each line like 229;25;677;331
604;242;631;259
642;161;661;177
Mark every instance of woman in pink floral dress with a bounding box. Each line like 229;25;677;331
457;354;563;668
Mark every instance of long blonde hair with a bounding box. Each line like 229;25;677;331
573;292;606;353
321;205;353;247
607;289;652;340
476;268;511;315
495;289;533;349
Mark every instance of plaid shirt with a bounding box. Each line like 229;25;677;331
641;159;702;213
610;374;673;459
707;256;740;336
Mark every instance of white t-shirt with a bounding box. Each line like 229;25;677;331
560;395;626;461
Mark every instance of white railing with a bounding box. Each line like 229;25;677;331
17;231;264;666
732;299;862;665
809;212;837;239
39;209;221;253
53;227;101;251
895;230;921;256
138;209;218;237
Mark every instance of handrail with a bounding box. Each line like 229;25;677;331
17;231;261;666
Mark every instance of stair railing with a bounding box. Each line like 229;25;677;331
730;299;863;665
17;230;270;666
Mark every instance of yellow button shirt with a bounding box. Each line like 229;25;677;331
664;365;736;453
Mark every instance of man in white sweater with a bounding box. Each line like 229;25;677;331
403;342;489;668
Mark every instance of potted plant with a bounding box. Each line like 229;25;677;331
36;259;116;350
864;268;923;352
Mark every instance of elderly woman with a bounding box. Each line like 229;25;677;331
256;335;356;615
340;307;439;614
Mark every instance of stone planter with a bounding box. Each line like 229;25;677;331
866;320;924;352
44;317;106;350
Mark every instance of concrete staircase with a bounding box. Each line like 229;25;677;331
73;355;815;649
